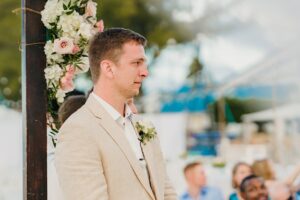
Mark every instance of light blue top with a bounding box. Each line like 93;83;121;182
180;186;224;200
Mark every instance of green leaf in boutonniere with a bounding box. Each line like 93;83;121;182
134;120;157;145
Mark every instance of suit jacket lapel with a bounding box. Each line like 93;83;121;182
85;96;155;200
141;142;159;200
131;116;159;200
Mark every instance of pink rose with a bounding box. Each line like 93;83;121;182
60;65;75;92
60;77;74;92
85;0;97;17
95;20;104;32
66;65;75;74
72;45;80;54
53;37;75;54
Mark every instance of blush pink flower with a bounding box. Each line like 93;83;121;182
95;20;104;32
85;0;97;17
60;65;75;92
60;78;74;92
53;37;76;54
66;64;75;74
72;45;80;54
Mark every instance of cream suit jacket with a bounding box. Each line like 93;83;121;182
55;95;178;200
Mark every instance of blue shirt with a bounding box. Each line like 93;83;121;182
229;192;238;200
180;186;224;200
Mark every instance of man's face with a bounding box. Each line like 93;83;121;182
235;164;252;187
243;178;268;200
112;41;148;98
186;165;206;188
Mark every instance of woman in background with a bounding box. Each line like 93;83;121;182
252;159;300;200
229;162;253;200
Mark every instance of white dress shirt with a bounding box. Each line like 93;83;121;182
91;93;147;169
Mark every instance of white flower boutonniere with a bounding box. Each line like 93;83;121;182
134;120;157;145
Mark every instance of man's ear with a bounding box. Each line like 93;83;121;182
100;60;114;78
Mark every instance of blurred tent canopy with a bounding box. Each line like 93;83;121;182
161;82;215;113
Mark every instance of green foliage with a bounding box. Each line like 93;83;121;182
0;0;21;101
187;56;204;86
0;0;196;102
98;0;194;47
209;97;273;123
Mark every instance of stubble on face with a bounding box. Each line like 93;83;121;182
113;42;147;99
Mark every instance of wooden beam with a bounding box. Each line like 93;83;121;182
21;0;47;199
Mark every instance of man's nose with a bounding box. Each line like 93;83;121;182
140;65;149;78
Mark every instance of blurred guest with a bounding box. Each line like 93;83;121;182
58;95;87;124
240;174;269;200
48;94;87;200
180;162;224;200
252;159;276;188
252;159;300;199
229;162;253;200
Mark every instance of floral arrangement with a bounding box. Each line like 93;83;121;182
41;0;103;143
135;120;157;145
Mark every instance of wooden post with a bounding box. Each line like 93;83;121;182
21;0;47;199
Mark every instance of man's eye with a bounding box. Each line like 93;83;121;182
133;61;142;66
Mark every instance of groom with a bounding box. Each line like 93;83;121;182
55;28;178;200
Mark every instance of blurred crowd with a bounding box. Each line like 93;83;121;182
180;160;300;200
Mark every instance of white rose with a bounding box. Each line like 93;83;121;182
44;41;64;64
142;120;154;129
56;89;66;103
57;12;84;38
44;64;63;87
77;22;94;40
85;0;97;18
53;37;75;54
44;40;54;57
41;0;64;29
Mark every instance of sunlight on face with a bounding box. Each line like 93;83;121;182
113;41;148;98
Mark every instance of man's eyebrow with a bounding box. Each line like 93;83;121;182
132;57;147;62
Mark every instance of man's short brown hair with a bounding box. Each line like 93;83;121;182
183;161;202;176
58;95;87;125
88;28;147;83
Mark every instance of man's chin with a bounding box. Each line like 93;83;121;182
258;196;268;200
133;90;140;96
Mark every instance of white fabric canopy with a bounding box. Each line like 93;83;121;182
242;103;300;122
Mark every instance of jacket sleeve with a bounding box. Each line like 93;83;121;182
154;138;178;200
54;122;108;200
163;173;179;200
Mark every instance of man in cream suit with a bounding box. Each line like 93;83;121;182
55;28;178;200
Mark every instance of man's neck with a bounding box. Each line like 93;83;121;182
93;85;127;117
187;185;202;200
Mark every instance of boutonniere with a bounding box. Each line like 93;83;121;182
134;120;157;145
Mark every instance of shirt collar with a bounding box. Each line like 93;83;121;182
182;187;208;199
91;93;133;121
